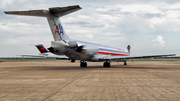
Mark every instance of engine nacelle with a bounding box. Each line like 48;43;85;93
79;45;99;55
67;41;78;50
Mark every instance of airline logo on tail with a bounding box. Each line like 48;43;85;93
35;44;49;53
54;23;64;35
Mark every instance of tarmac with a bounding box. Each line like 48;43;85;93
0;61;180;101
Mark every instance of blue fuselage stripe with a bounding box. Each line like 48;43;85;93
99;48;129;54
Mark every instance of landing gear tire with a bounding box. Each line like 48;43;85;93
124;62;127;65
71;59;76;63
103;62;110;67
80;61;87;67
84;62;87;67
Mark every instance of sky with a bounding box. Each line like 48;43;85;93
0;0;180;57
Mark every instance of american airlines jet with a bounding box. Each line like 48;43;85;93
4;5;176;67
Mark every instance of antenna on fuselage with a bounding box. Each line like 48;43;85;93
127;45;131;54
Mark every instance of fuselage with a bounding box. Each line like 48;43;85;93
51;39;130;61
76;40;129;56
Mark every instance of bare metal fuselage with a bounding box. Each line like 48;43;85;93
50;39;129;62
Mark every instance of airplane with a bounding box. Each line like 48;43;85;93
20;44;69;60
4;5;176;67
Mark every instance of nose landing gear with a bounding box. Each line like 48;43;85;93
124;62;127;65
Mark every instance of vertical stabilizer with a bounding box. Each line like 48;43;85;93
46;16;69;41
35;44;49;53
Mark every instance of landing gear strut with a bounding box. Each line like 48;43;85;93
124;62;127;65
103;61;110;67
80;61;87;67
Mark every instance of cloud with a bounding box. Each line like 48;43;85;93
120;4;161;13
151;35;165;47
166;10;180;18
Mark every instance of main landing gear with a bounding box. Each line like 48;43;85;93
79;61;126;67
103;61;110;67
124;62;127;65
80;61;87;67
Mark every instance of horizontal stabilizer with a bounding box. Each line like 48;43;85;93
4;10;47;17
49;5;82;17
4;5;82;17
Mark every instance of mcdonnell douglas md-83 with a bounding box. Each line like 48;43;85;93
4;5;176;67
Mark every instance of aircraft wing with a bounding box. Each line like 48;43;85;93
44;55;68;59
18;54;68;59
99;54;177;60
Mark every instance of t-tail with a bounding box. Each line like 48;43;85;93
35;44;49;53
4;5;82;41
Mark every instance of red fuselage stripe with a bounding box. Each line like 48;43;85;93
98;51;130;56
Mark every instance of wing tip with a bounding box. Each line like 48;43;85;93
170;54;177;56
